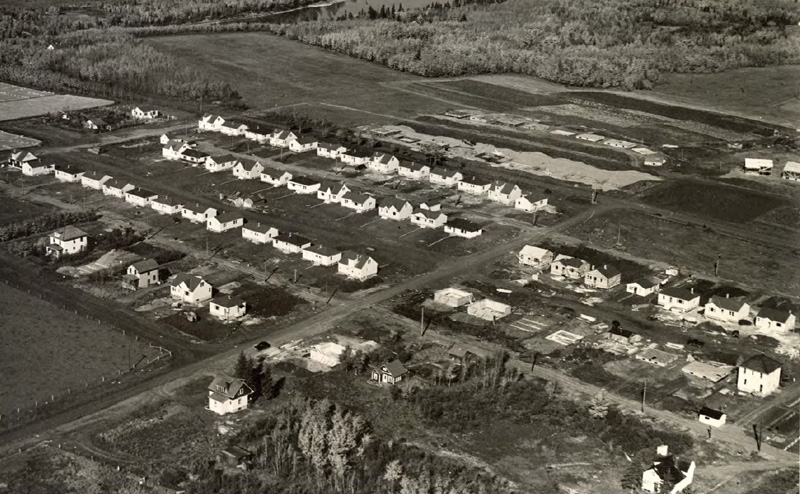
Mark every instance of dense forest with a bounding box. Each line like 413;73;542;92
262;0;800;89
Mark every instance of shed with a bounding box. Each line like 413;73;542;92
698;407;726;428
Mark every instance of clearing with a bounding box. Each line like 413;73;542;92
0;83;113;122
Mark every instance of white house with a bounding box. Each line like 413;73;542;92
429;167;463;187
782;161;800;181
131;107;160;119
644;155;667;167
444;218;482;238
21;161;54;176
122;258;159;290
704;295;750;323
518;245;554;267
288;136;318;153
242;223;278;244
575;133;604;142
170;273;212;304
53;165;85;183
219;119;249;136
457;175;492;195
340;192;376;213
198;114;225;131
124;187;158;207
378;197;414;220
368;152;400;173
433;287;474;307
205;155;239;173
232;159;264;180
398;161;430;180
487;181;522;205
737;354;782;397
744;158;773;176
208;375;253;415
755;307;796;332
272;233;312;254
180;148;209;166
287;176;321;194
626;279;661;297
515;195;549;212
210;296;247;320
244;125;271;144
419;200;441;212
162;140;192;160
604;139;636;149
658;287;701;312
151;196;184;215
317;182;351;204
46;225;88;258
9;151;39;167
317;142;347;159
207;212;244;233
339;150;372;166
260;168;293;187
80;171;111;190
550;254;590;280
302;245;342;266
270;130;298;148
84;118;109;131
182;204;218;223
410;209;448;229
641;446;695;494
584;265;622;289
102;179;134;198
338;251;379;281
698;407;726;428
370;360;408;385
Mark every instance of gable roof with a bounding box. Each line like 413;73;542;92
181;148;208;159
630;278;659;289
210;154;236;164
519;245;552;258
211;296;245;308
460;175;491;186
87;117;107;126
275;130;296;140
384;359;408;377
305;244;340;257
339;251;374;269
589;264;620;278
244;223;276;234
238;158;262;171
491;180;519;194
104;178;131;190
153;195;182;206
55;164;85;175
131;258;158;273
413;209;446;220
274;233;311;246
261;167;289;178
650;456;689;485
660;286;698;301
320;181;348;194
170;273;204;291
554;255;587;269
708;295;748;312
431;167;460;178
399;161;428;171
447;218;481;232
290;175;320;186
214;211;244;224
221;118;249;129
318;141;344;151
51;225;87;241
740;354;781;374
343;149;372;158
342;191;372;204
380;196;411;210
756;307;794;324
372;152;396;164
294;136;317;145
127;187;157;198
208;375;251;400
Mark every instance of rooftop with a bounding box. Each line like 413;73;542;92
740;354;781;374
757;306;794;324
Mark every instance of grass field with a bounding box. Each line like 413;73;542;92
0;283;156;416
0;83;51;103
0;130;41;151
0;84;113;122
0;188;56;224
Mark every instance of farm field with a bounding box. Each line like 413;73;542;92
0;283;158;416
0;83;113;122
0;130;41;151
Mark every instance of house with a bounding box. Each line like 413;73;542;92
371;360;408;385
467;298;512;321
260;167;293;186
378;197;413;220
242;223;278;244
368;152;400;173
270;130;298;148
641;446;695;494
102;179;134;198
608;326;639;344
53;165;85;183
410;209;448;229
21;161;54;176
288;136;318;153
232;159;264;180
737;354;782;396
550;255;590;280
131;107;160;119
644;155;667;167
170;274;212;304
433;287;473;307
744;158;773;176
272;233;312;254
244;125;271;144
754;307;796;332
302;245;342;266
658;287;701;312
161;140;192;160
151;196;184;215
122;258;159;290
457;175;492;195
429;167;463;187
781;161;800;181
340;192;376;213
9;151;39;167
515;195;549;212
207;212;244;233
84;118;109;131
338;251;379;280
80;171;111;190
46;225;88;258
487;181;522;205
339;150;372;166
287;176;321;194
626;278;661;297
180;148;210;166
518;245;554;267
198;114;225;131
317;181;351;203
704;295;750;323
419;200;441;212
205;155;239;173
584;264;622;289
444;218;483;238
219;119;249;136
181;204;218;223
575;133;604;142
398;161;430;180
218;446;254;469
208;375;253;415
603;139;636;149
698;407;726;428
125;187;158;207
317;142;347;159
210;296;247;320
309;342;347;367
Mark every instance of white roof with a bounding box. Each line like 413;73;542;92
783;161;800;173
744;158;774;169
519;245;551;258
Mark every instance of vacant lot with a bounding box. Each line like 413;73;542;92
0;188;56;224
0;283;156;416
0;84;112;121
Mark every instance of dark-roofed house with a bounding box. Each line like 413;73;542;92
755;307;796;332
46;225;88;258
210;296;246;320
584;264;622;289
180;148;210;166
317;142;347;159
487;181;522;205
273;233;312;254
658;287;701;312
244;125;271;144
260;167;293;187
242;222;278;244
641;445;695;493
738;354;782;396
378;197;413;220
429;167;463;187
339;149;372;166
232;158;265;180
287;175;321;194
626;278;661;297
151;195;184;215
208;375;253;415
457;175;492;195
205;154;239;173
170;273;212;304
288;136;318;153
219;119;249;136
270;130;298;148
207;211;244;233
550;254;590;280
444;218;483;238
340;191;376;213
302;244;342;266
122;258;159;290
53;164;85;183
410;208;448;229
698;407;726;428
9;150;39;166
125;187;158;207
368;152;400;173
317;181;351;204
370;360;408;385
397;161;430;180
338;251;378;280
21;160;54;177
705;295;750;323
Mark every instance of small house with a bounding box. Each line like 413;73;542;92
272;233;312;254
302;245;342;266
21;161;54;176
125;187;158;208
444;218;483;238
288;136;318;153
467;298;512;321
244;126;271;144
205;155;239;173
102;179;134;198
641;445;695;494
270;130;298;148
457;175;492;195
515;195;548;212
397;161;430;180
122;259;159;290
84;118;109;131
170;274;212;304
317;181;351;204
378;197;413;220
208;375;252;415
151;196;184;215
368;152;400;173
487;181;522;205
338;251;378;280
754;307;796;332
744;158;773;176
207;212;244;233
260;167;293;187
198;114;225;131
162;139;192;160
219;119;249;136
626;278;661;297
287;176;321;194
781;161;800;181
131;107;160;119
575;133;604;142
584;264;622;289
339;150;372;166
433;287;473;307
698;407;726;428
371;360;408;385
410;209;448;229
180;148;210;166
340;192;376;213
181;204;218;224
419;200;441;212
210;296;247;320
9;151;39;167
53;165;85;183
242;223;278;244
46;225;88;258
550;254;590;280
657;287;701;312
317;142;347;159
518;245;554;267
80;171;111;190
644;155;666;167
737;354;782;396
603;139;636;149
232;159;265;180
429;167;463;187
704;295;750;323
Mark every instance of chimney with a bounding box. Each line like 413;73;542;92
657;445;669;457
726;293;729;298
603;264;607;270
690;287;694;294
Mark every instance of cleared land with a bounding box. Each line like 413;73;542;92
0;84;113;122
0;83;51;102
0;130;41;151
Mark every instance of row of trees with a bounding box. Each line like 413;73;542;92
0;210;97;242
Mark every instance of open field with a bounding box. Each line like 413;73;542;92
0;83;51;103
0;130;41;151
0;188;56;224
0;84;113;122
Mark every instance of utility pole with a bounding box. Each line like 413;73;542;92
532;210;537;226
714;255;720;277
641;380;647;413
293;269;297;284
591;189;598;204
616;226;621;246
420;307;424;335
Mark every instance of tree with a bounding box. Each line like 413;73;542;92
620;463;641;491
262;364;273;399
384;460;403;493
588;390;609;419
233;351;250;381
